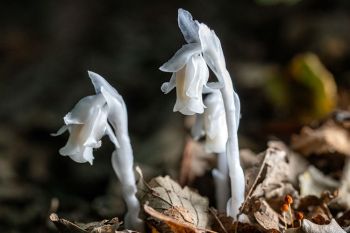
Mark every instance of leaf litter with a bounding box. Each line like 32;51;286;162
50;112;350;233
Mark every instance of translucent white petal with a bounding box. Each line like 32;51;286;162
82;147;94;165
204;91;228;153
82;104;109;148
159;43;201;72
59;124;84;156
185;55;209;98
174;97;204;115
100;86;127;133
160;73;176;94
178;8;199;43
64;147;94;165
88;71;124;104
64;95;105;125
198;23;226;81
173;63;206;115
66;151;88;163
51;125;69;136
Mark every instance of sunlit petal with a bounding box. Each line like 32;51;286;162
159;43;201;72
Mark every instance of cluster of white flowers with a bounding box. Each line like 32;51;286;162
53;71;143;231
54;8;245;231
160;9;244;219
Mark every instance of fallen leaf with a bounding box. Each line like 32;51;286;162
297;195;335;223
299;166;340;197
49;213;126;233
336;210;350;227
241;142;300;231
179;137;214;186
209;208;263;233
301;219;346;233
253;199;280;231
243;142;298;207
137;171;210;232
291;120;350;157
144;204;214;233
333;158;350;209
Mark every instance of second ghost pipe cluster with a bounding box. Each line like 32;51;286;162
54;8;245;232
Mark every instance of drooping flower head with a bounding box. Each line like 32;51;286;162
161;9;245;219
53;71;143;230
160;9;209;115
52;86;118;165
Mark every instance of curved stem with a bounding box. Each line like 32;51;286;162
111;135;144;232
219;69;245;219
213;152;230;212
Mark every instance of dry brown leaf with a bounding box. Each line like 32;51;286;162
243;142;298;208
286;219;346;233
49;213;127;233
333;158;350;209
336;210;350;227
240;149;261;170
253;199;280;231
291;120;350;157
144;204;214;233
301;219;346;233
240;142;301;231
252;140;308;188
137;172;210;232
209;208;263;233
297;195;335;223
299;166;340;197
179;137;214;186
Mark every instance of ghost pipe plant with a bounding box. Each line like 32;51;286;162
192;90;230;212
160;9;244;219
53;71;143;231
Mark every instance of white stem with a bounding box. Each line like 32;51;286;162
212;152;230;212
109;107;144;231
220;69;245;219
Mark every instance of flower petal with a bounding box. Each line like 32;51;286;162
160;73;176;94
178;8;199;43
203;82;224;94
51;125;69;136
65;147;94;165
81;104;109;148
174;98;205;115
59;124;84;156
159;43;201;72
100;86;127;134
185;55;209;98
88;71;124;104
64;94;105;125
198;23;225;80
82;147;94;165
204;91;228;153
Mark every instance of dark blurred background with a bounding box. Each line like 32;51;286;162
0;0;350;232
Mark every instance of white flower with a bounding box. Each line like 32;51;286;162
191;90;228;153
53;71;143;230
160;9;209;115
203;91;228;153
52;93;117;165
198;23;226;80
